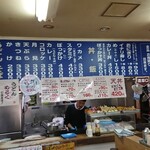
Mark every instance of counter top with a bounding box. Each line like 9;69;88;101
0;134;113;149
0;131;142;149
114;134;150;150
0;136;62;149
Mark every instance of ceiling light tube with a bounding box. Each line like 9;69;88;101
36;0;49;22
48;0;60;22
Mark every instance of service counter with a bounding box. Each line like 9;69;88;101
0;133;114;149
0;131;142;150
114;134;150;150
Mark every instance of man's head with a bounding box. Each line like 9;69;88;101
76;100;86;109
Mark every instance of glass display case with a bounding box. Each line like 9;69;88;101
85;108;140;134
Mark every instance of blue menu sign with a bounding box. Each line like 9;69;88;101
0;39;150;79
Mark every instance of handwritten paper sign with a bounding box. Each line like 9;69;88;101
108;76;126;98
59;78;77;101
41;76;126;103
20;75;41;95
41;78;60;103
93;76;109;99
8;145;42;150
0;79;19;106
75;77;94;100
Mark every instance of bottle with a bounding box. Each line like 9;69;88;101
143;127;149;143
86;127;93;137
95;123;101;136
91;122;96;136
147;130;150;146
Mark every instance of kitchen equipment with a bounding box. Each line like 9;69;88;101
0;102;22;139
41;118;66;136
41;121;59;132
52;117;64;129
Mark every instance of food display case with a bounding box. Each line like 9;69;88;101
85;105;140;134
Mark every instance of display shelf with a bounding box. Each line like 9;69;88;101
85;110;139;134
86;109;140;118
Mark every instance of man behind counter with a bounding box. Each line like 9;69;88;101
64;100;87;132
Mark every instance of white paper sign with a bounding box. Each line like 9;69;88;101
41;78;60;103
93;76;109;99
108;76;126;98
20;75;41;96
75;77;94;100
0;79;19;106
8;145;42;150
40;76;126;103
59;77;77;101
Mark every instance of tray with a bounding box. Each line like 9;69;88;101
60;133;77;139
123;109;140;113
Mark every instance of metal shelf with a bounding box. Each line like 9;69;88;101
86;109;140;118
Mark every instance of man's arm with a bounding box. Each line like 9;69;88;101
64;105;76;130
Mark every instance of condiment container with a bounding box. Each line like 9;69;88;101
147;133;150;146
91;122;96;136
95;123;101;136
143;127;149;143
86;128;93;137
86;122;92;129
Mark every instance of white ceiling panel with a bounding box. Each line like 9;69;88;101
0;0;150;39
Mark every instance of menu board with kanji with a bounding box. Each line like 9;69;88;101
107;76;126;98
75;77;94;100
41;78;60;103
41;76;126;103
93;76;109;99
59;78;77;101
1;39;150;80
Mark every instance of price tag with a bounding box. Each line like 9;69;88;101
136;76;149;87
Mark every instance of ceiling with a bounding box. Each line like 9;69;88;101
0;0;150;40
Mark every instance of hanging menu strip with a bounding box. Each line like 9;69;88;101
0;39;150;79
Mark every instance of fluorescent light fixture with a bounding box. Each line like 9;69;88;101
35;0;60;22
36;0;49;22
